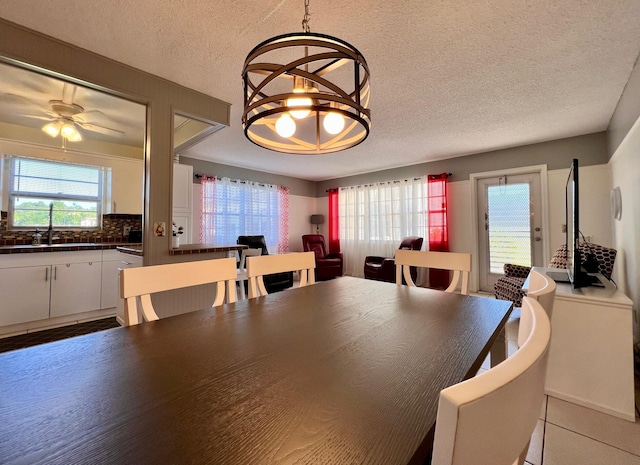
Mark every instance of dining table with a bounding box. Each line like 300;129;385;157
0;276;512;465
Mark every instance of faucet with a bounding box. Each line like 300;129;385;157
47;203;56;245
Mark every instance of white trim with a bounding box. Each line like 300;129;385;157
469;164;550;293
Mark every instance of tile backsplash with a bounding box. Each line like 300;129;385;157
0;212;142;246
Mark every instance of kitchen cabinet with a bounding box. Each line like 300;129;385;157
0;250;103;326
172;162;193;243
0;266;50;326
49;261;102;317
101;250;142;309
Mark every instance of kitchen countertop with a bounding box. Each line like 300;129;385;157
168;243;247;256
0;242;142;255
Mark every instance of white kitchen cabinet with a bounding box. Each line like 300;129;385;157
50;261;102;317
0;266;50;326
101;250;142;310
172;162;193;243
0;250;103;326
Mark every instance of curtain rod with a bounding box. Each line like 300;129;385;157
195;173;289;189
325;173;452;192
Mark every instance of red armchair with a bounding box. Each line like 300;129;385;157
364;236;424;283
302;234;343;280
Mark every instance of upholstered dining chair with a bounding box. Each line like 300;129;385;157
119;257;237;326
394;249;472;294
363;236;424;283
517;269;557;348
431;297;552;465
246;252;316;298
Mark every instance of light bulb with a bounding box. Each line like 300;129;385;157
42;122;60;137
60;122;76;138
323;111;345;135
287;95;313;119
275;113;296;138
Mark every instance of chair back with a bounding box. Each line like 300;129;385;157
239;248;262;270
398;236;424;252
237;235;270;255
395;249;471;294
518;269;556;347
246;252;316;298
431;297;551;465
302;234;328;259
119;258;237;326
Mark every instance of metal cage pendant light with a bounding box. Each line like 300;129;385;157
242;0;371;155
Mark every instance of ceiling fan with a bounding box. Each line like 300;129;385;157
21;83;125;142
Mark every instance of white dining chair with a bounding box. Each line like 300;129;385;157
246;251;316;298
517;268;557;347
431;296;551;465
394;249;472;294
235;248;262;300
119;257;237;326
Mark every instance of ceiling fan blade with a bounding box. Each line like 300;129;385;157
76;121;124;135
0;93;49;112
17;114;56;122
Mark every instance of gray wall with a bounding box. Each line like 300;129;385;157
316;132;608;195
180;157;316;197
608;53;640;156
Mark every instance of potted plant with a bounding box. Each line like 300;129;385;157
172;222;184;248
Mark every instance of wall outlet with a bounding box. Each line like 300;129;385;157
123;225;132;236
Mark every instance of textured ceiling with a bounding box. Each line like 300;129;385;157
1;0;639;181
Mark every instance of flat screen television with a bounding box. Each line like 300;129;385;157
565;158;599;288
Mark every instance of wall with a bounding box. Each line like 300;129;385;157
608;54;640;341
316;132;608;194
0;18;231;266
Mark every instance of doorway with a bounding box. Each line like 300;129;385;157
472;166;548;292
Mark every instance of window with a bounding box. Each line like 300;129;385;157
200;176;289;253
7;155;109;229
338;177;427;276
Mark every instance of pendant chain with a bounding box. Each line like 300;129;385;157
302;0;311;33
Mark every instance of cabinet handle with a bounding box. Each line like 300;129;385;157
45;267;49;282
54;266;57;281
121;261;132;266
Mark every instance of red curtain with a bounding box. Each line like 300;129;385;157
428;173;449;289
328;188;340;254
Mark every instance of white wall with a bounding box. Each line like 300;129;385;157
609;119;640;340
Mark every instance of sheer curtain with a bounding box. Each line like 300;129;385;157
200;176;289;253
338;177;427;277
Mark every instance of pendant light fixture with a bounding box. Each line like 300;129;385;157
242;0;371;155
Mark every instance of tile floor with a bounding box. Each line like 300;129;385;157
1;309;638;464
490;310;640;465
0;317;120;354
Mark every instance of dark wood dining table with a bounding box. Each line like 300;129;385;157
0;277;512;465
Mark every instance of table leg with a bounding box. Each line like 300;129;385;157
490;327;507;367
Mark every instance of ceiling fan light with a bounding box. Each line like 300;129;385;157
60;121;81;141
67;130;82;142
275;113;296;138
42;122;61;137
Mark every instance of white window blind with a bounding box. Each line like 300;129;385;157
8;156;107;228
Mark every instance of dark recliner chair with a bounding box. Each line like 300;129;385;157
301;234;343;280
364;236;424;283
237;235;293;293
